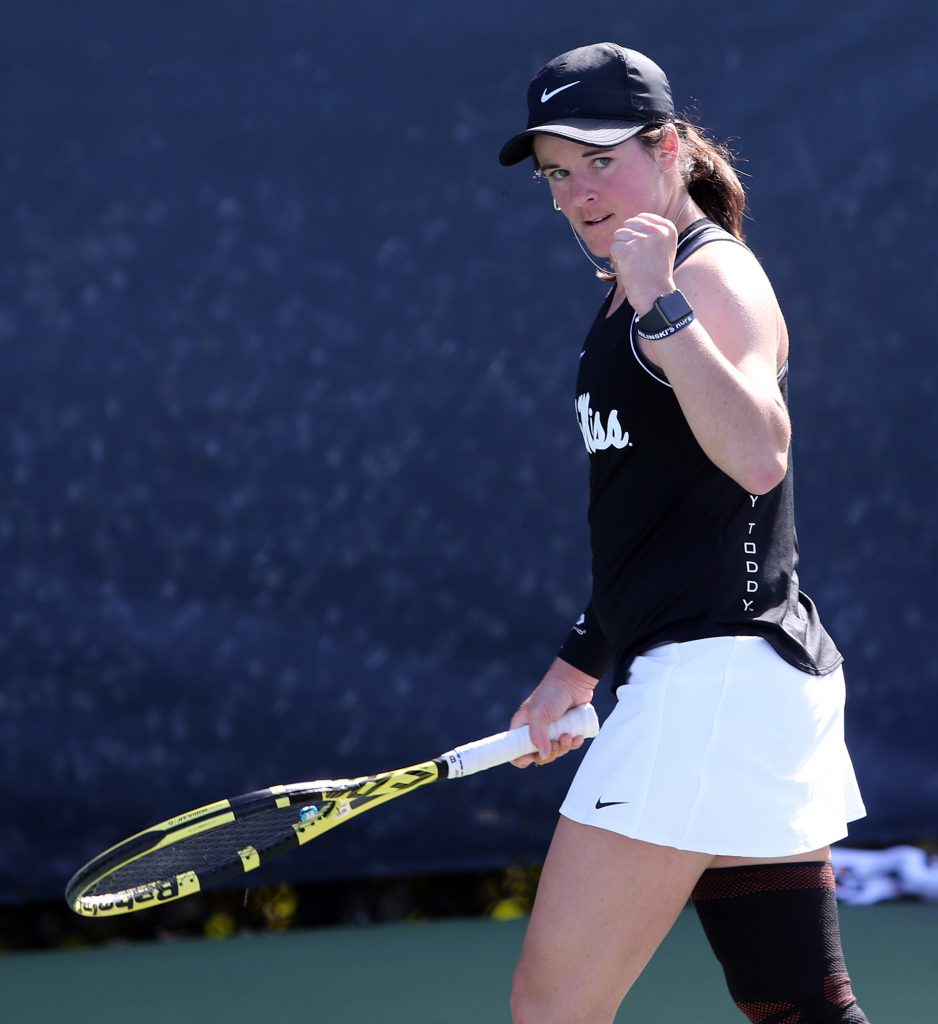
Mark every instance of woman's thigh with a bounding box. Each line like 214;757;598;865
511;816;712;1024
711;846;831;868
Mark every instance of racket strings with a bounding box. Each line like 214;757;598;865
80;801;319;898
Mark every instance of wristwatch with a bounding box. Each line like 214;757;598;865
635;289;695;341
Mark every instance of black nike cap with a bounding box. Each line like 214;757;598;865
499;42;674;167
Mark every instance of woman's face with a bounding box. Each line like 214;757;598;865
533;135;667;257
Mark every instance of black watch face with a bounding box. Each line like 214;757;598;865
658;290;693;324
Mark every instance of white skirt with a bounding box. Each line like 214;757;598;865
560;635;866;858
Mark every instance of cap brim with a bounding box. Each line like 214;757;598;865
498;119;649;166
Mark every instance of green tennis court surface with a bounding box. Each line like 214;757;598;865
1;903;934;1022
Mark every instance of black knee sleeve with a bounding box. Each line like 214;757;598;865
692;862;869;1023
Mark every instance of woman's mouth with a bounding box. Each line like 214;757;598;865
581;214;613;230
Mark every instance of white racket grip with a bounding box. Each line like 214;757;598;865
440;704;600;779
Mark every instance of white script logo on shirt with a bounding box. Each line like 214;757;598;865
576;392;632;454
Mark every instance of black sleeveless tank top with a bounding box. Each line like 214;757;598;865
571;219;841;687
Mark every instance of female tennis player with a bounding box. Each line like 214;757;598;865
500;43;870;1023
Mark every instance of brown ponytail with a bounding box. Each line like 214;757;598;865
639;120;747;241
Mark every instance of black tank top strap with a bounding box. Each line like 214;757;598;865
674;219;746;270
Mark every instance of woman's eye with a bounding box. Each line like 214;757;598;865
547;168;569;182
593;157;612;169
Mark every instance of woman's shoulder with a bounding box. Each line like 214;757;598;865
677;232;778;306
675;234;789;369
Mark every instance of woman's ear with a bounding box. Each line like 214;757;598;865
654;123;681;172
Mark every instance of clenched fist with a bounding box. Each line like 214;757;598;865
609;213;679;318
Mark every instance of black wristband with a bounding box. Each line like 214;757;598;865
635;289;695;341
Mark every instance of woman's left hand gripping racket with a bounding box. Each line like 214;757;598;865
66;703;599;917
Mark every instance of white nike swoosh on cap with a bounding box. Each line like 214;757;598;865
541;81;580;103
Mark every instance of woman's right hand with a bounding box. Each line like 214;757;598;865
510;657;598;768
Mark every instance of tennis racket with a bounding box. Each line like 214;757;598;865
66;703;599;917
